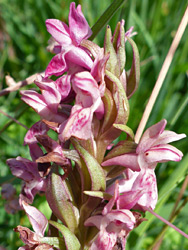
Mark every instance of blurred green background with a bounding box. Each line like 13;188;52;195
0;0;187;249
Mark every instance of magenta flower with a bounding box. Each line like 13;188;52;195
45;2;93;77
21;75;69;123
59;49;109;142
59;71;105;141
24;121;49;161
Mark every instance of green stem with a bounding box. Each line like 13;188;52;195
90;0;126;41
169;95;188;128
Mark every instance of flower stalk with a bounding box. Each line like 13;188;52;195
5;2;187;250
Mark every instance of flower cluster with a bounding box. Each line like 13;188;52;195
6;2;186;250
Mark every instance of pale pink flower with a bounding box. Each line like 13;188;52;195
85;182;136;250
137;119;186;168
103;119;186;171
103;119;186;211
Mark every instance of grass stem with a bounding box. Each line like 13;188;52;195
135;6;188;143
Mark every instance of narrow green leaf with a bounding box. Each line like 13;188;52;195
84;190;112;200
97;70;130;162
113;21;126;73
46;172;79;233
72;139;106;191
49;221;81;250
113;123;135;140
100;88;116;134
41;236;66;250
105;69;129;124
104;140;137;161
104;25;119;76
90;0;126;41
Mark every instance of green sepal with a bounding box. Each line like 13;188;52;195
105;70;129;125
100;88;116;134
63;149;81;165
126;37;140;99
113;124;135;140
97;70;130;162
84;190;112;200
46;172;79;233
72;139;106;192
49;221;81;250
112;22;120;49
105;165;127;179
104;140;137;161
104;25;119;77
41;236;65;250
117;22;125;74
112;21;126;73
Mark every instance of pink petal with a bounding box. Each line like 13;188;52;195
59;105;93;141
107;171;139;195
22;201;48;237
21;90;46;112
84;215;103;229
102;153;140;172
69;2;92;45
73;71;101;108
145;144;184;163
137;119;167;153
24;121;49;145
55;74;71;101
21;178;46;204
90;230;117;250
105;210;136;230
7;157;39;182
18;246;30;250
21;90;66;123
103;181;119;214
35;77;61;112
131;169;158;211
125;26;137;42
118;190;144;210
45;53;67;77
153;130;186;146
65;46;93;70
28;144;44;162
91;48;109;83
46;19;71;45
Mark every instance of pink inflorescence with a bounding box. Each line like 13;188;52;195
6;2;186;250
